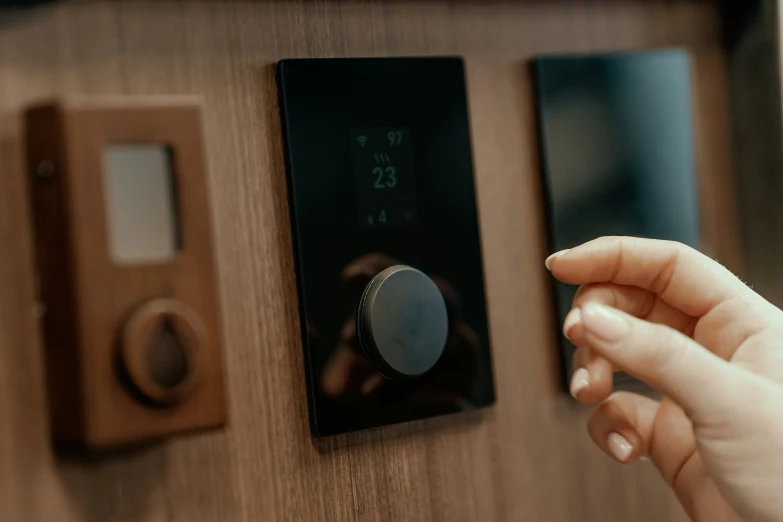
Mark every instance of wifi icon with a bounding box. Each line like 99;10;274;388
357;135;368;148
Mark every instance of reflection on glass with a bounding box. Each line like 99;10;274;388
310;253;479;423
534;50;699;385
279;57;494;435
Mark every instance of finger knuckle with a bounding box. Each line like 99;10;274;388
587;399;623;439
660;239;693;254
648;248;679;297
646;326;687;373
573;283;615;307
571;346;587;367
586;405;609;440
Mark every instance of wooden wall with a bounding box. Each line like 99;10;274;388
0;1;746;521
722;0;783;306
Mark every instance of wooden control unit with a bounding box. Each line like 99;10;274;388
25;99;227;450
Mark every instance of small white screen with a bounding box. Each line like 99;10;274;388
103;145;180;264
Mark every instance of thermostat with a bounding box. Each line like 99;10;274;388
278;57;495;436
26;98;227;450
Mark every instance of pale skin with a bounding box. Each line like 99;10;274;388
546;236;783;522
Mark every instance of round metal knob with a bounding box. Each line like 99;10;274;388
357;265;448;379
121;299;206;406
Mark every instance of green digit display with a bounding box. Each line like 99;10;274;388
384;166;397;188
373;167;384;189
373;166;398;189
351;127;418;230
387;130;403;146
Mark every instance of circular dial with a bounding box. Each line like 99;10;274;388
357;265;448;379
121;299;206;406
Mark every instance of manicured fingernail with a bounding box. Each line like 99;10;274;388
582;303;629;342
607;432;633;462
570;367;589;398
545;249;570;270
563;308;582;340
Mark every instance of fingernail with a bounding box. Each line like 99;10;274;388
582;303;629;342
545;249;570;270
563;308;582;340
607;432;633;462
570;367;590;398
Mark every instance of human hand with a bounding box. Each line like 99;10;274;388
546;237;783;522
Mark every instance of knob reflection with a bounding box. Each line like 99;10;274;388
311;253;479;421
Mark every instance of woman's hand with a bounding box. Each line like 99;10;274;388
547;236;783;522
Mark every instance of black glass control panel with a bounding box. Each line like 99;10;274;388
278;57;495;436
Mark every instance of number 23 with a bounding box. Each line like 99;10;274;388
373;166;397;189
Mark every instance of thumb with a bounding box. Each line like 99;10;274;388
580;303;735;420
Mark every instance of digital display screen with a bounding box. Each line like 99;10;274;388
350;127;419;230
103;145;181;264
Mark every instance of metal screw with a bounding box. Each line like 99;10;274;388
36;160;54;180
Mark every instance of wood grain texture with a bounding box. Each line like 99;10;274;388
0;1;745;521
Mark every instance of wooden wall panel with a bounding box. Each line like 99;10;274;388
0;1;743;521
721;0;783;306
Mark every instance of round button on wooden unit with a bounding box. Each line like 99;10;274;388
121;299;207;406
357;265;449;379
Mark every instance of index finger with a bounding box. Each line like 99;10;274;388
546;237;752;317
